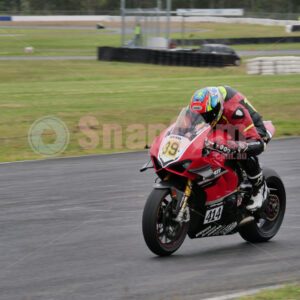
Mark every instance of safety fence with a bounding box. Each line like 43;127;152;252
172;36;300;47
98;46;238;67
246;56;300;75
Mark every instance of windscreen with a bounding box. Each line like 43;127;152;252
158;106;210;166
168;106;209;141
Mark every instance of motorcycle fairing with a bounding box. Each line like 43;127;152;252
151;126;239;205
157;125;210;168
188;192;240;239
194;221;238;238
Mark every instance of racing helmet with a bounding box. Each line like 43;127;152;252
190;87;224;127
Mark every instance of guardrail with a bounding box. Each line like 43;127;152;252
98;47;238;67
246;56;300;75
172;36;300;46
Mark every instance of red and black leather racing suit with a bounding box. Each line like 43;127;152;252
216;85;268;179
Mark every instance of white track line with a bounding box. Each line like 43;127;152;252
202;284;284;300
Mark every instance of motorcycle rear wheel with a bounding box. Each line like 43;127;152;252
142;189;188;256
239;167;286;243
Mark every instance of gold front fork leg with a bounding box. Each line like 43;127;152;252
175;178;192;223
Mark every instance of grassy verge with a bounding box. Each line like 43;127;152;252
237;284;300;299
0;60;299;162
1;23;300;57
232;43;300;51
175;22;300;39
0;27;120;56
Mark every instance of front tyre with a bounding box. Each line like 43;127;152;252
239;167;286;243
142;189;188;256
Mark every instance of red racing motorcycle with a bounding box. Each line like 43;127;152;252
141;106;286;256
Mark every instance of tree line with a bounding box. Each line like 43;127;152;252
0;0;299;15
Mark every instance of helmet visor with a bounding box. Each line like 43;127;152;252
202;102;220;125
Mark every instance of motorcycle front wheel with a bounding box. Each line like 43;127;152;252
142;189;188;256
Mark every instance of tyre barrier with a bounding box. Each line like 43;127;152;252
98;47;237;67
172;36;300;46
246;56;300;75
286;25;300;32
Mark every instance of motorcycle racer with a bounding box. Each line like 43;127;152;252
190;86;270;211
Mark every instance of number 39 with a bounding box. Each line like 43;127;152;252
162;141;180;157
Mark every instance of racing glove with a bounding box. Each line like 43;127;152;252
217;140;248;154
205;139;265;157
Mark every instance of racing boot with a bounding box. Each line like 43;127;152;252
246;172;268;211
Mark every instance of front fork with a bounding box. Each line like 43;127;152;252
174;178;193;223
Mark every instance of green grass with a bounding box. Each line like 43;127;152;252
179;22;300;39
232;43;300;51
0;24;299;162
237;284;300;299
0;28;114;34
0;60;299;162
1;23;299;57
0;27;119;56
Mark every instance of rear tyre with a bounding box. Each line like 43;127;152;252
239;167;286;243
142;189;188;256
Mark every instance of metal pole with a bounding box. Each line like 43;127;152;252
144;14;148;48
166;0;171;49
155;8;158;35
157;0;162;36
181;15;184;47
121;0;125;47
157;0;162;9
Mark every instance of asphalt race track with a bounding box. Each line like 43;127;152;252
0;138;299;300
